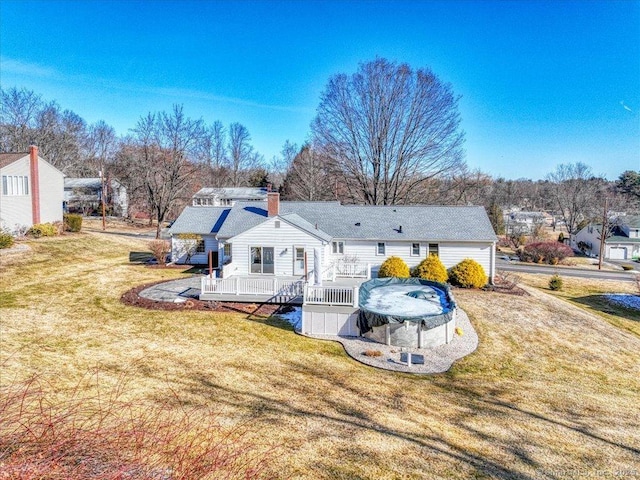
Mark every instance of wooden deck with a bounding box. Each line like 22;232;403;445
199;275;365;305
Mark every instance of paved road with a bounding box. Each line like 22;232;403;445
497;260;637;283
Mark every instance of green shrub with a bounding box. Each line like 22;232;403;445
412;254;448;283
448;258;487;288
378;256;410;278
558;232;565;242
621;264;634;271
27;223;58;238
549;274;563;291
0;231;14;249
63;214;83;232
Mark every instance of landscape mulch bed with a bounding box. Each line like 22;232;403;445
120;281;282;317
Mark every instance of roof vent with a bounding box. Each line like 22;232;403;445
355;222;361;226
399;225;403;233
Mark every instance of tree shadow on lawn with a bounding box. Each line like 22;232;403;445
571;295;640;322
150;355;634;479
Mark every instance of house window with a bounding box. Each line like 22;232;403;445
377;242;386;255
223;243;231;257
196;240;206;253
428;243;439;256
411;243;420;256
332;241;344;254
250;246;275;274
2;175;28;196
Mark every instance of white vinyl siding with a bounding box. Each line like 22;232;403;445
0;156;64;232
329;239;492;276
171;234;219;265
228;216;325;277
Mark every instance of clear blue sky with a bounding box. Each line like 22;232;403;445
1;0;638;180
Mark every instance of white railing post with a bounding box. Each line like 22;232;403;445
273;277;278;295
352;286;359;307
367;263;372;279
236;276;240;295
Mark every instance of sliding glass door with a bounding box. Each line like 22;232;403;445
250;247;275;274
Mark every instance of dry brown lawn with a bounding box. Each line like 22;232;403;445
1;232;639;479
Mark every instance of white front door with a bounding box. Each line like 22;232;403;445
293;247;305;276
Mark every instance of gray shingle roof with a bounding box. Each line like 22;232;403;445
168;206;231;235
279;202;497;242
172;200;497;243
192;187;268;199
216;203;269;238
280;213;333;242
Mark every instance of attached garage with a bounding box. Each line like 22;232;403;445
608;247;627;260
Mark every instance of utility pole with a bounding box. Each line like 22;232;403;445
100;168;106;231
598;196;608;271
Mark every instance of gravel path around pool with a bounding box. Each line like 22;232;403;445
300;308;478;374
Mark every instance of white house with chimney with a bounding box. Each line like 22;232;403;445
169;192;498;282
0;146;65;233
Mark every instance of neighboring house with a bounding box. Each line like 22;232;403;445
0;146;64;233
571;216;640;260
503;209;550;235
64;177;128;217
170;192;498;281
191;187;268;206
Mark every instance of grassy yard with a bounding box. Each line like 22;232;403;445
1;232;639;479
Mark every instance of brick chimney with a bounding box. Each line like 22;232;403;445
29;146;40;225
267;192;279;217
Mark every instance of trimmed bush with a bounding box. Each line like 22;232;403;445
0;231;15;249
27;223;58;238
549;274;563;291
378;256;410;278
622;264;634;271
64;213;83;232
520;241;574;265
148;239;170;265
412;254;448;283
558;232;565;243
448;258;487;288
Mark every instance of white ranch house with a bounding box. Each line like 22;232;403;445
170;192;497;295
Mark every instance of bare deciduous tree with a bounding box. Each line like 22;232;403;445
312;58;465;205
227;123;261;187
282;145;336;201
546;162;604;235
133;105;205;238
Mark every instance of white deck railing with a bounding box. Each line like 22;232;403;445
201;276;305;297
303;284;359;307
324;262;371;282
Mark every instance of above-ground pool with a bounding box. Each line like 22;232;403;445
357;277;457;348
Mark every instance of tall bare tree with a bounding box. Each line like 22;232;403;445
133;105;205;237
312;58;465;205
227;122;261;187
282;145;336;201
0;87;43;152
199;121;228;187
546;162;604;235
